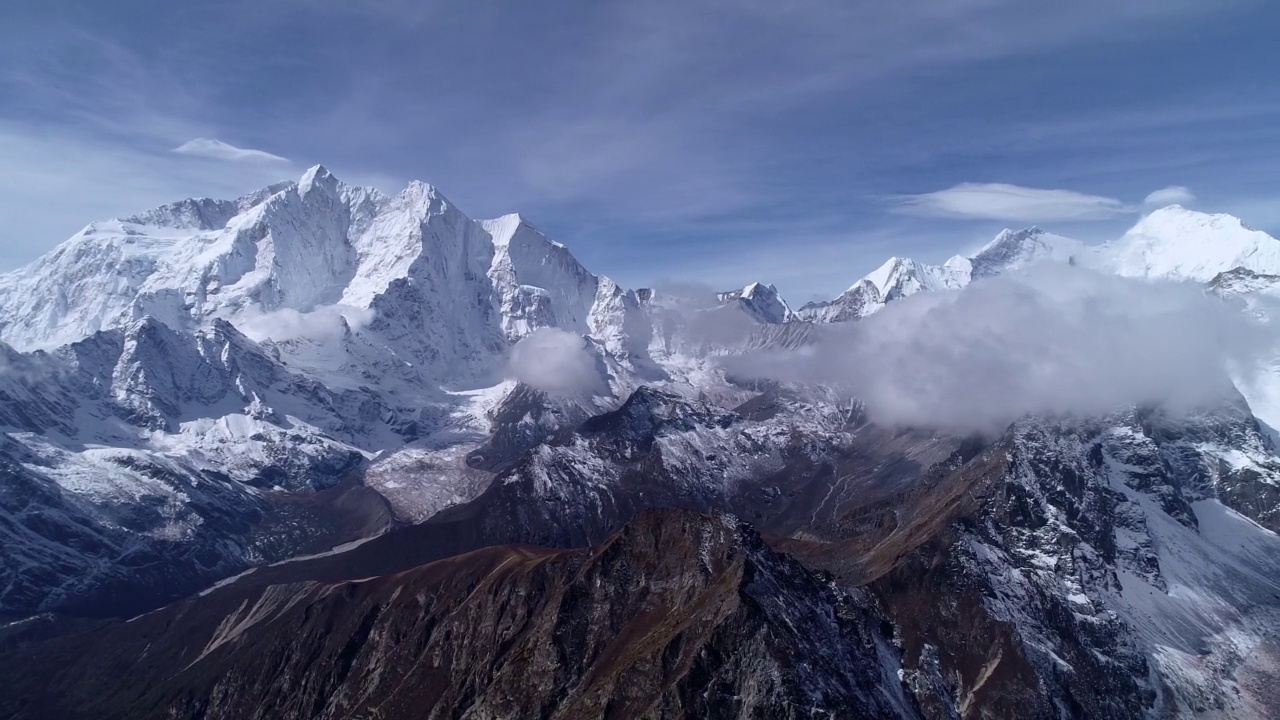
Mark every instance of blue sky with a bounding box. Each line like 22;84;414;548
1;0;1277;301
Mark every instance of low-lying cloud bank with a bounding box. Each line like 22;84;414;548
507;328;604;396
722;266;1271;434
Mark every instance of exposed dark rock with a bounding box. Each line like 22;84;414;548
0;509;918;720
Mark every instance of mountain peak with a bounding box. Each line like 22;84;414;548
862;256;907;293
969;226;1082;279
1104;205;1280;281
482;213;543;248
716;282;794;324
121;197;241;231
989;226;1045;244
1132;204;1253;235
298;164;338;195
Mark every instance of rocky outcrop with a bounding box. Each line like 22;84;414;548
788;408;1280;719
0;509;919;720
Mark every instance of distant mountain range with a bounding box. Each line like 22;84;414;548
1;167;1278;718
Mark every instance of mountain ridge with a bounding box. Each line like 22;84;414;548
1;168;1279;717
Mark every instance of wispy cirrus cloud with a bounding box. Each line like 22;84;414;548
1144;185;1196;206
173;138;291;164
893;183;1135;222
0;121;300;269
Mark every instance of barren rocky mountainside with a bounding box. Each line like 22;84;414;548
1;168;1278;718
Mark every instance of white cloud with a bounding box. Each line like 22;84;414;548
0;122;297;271
894;182;1134;222
236;304;375;343
506;328;605;396
173;138;291;164
723;266;1270;434
1144;185;1196;206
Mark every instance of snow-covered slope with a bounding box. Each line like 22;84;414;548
716;282;796;324
800;207;1280;323
797;227;1083;322
0;166;650;378
968;226;1084;278
2;165;1280;717
0;166;666;615
1101;205;1280;281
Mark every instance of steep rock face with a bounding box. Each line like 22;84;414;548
1208;267;1280;298
790;405;1280;719
0;166;652;377
0;416;391;618
0;318;391;616
54;318;373;487
220;386;947;594
483;213;600;341
0;167;664;617
716;282;796;324
968;227;1083;279
448;386;857;549
4;374;1278;718
794;278;881;323
0;509;919;720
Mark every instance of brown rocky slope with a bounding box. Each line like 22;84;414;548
0;508;918;719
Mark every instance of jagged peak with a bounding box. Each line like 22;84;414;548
997;225;1044;239
402;179;439;196
298;164;339;196
394;179;453;215
967;225;1082;280
718;281;775;301
861;256;906;294
119;196;240;231
978;226;1046;254
482;213;567;251
482;213;526;247
713;281;794;324
861;255;963;295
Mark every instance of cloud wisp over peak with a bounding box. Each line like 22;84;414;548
173;138;291;164
1144;185;1197;206
893;183;1135;222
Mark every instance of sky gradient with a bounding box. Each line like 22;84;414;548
2;0;1277;301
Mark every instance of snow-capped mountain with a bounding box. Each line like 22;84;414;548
799;207;1280;323
796;255;969;322
716;282;796;324
0;166;668;615
968;226;1084;278
2;168;1280;718
797;227;1081;322
0;166;650;378
0;165;810;616
1102;205;1280;281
